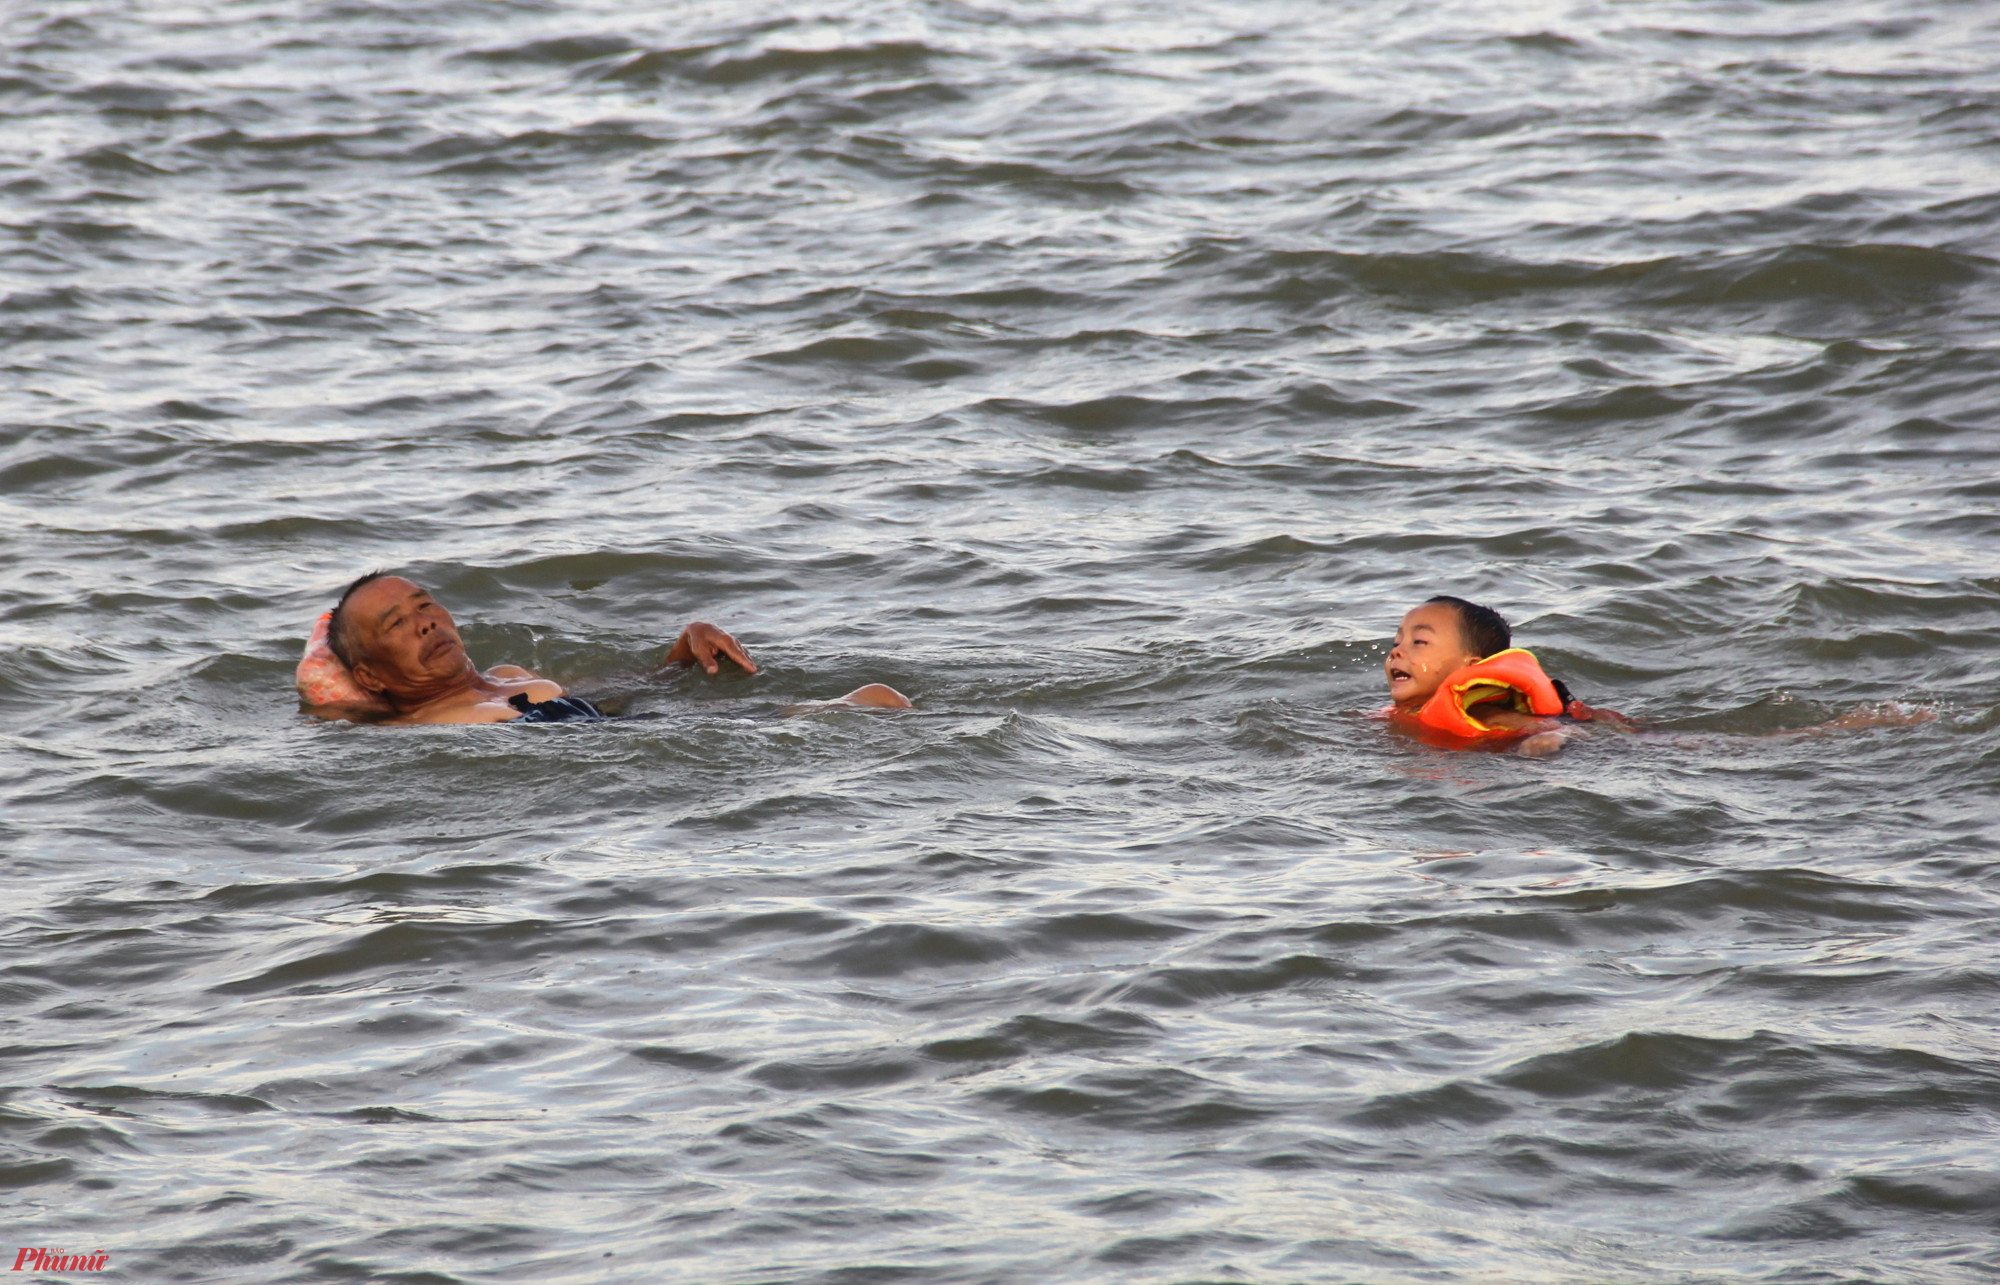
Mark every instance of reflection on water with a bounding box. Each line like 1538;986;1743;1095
3;0;1999;1280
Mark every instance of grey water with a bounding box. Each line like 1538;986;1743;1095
4;0;2000;1281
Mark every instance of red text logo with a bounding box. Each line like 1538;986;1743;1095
10;1249;108;1273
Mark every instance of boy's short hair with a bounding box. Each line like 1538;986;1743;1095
326;570;393;668
1425;595;1510;658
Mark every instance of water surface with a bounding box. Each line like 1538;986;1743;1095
4;1;1999;1281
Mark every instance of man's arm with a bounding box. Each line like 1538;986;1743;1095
665;621;757;675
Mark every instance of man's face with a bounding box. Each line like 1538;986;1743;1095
1384;602;1482;707
344;577;471;698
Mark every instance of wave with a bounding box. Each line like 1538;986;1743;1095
1172;240;1991;323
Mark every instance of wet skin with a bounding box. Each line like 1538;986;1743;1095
1384;602;1567;756
331;577;906;724
1383;602;1921;756
338;577;763;724
1384;602;1485;712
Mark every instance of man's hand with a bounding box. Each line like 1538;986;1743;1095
665;621;757;675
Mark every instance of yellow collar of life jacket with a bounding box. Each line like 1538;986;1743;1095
1413;648;1563;739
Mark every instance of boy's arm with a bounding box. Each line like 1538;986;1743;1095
1805;705;1934;733
1478;700;1644;755
1517;729;1568;757
1474;705;1570;757
1476;707;1560;733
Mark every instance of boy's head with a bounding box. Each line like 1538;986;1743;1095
1384;595;1511;707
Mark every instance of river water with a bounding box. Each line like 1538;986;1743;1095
4;1;1999;1281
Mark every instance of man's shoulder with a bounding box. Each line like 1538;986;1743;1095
390;698;524;725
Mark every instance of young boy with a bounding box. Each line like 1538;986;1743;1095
1383;594;1931;755
1384;595;1619;756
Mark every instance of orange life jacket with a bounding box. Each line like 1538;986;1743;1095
1408;648;1564;740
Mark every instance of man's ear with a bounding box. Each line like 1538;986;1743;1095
349;657;388;696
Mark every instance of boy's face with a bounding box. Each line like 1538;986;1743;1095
1384;603;1483;707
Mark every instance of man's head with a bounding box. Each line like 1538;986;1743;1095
1384;595;1510;707
327;572;473;702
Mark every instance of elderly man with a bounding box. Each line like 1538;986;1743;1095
308;572;907;724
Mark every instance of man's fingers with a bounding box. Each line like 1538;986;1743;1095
716;633;757;674
672;622;754;676
692;634;720;674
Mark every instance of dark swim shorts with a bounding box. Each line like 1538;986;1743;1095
507;693;605;723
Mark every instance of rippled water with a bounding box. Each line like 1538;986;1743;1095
5;0;2000;1280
